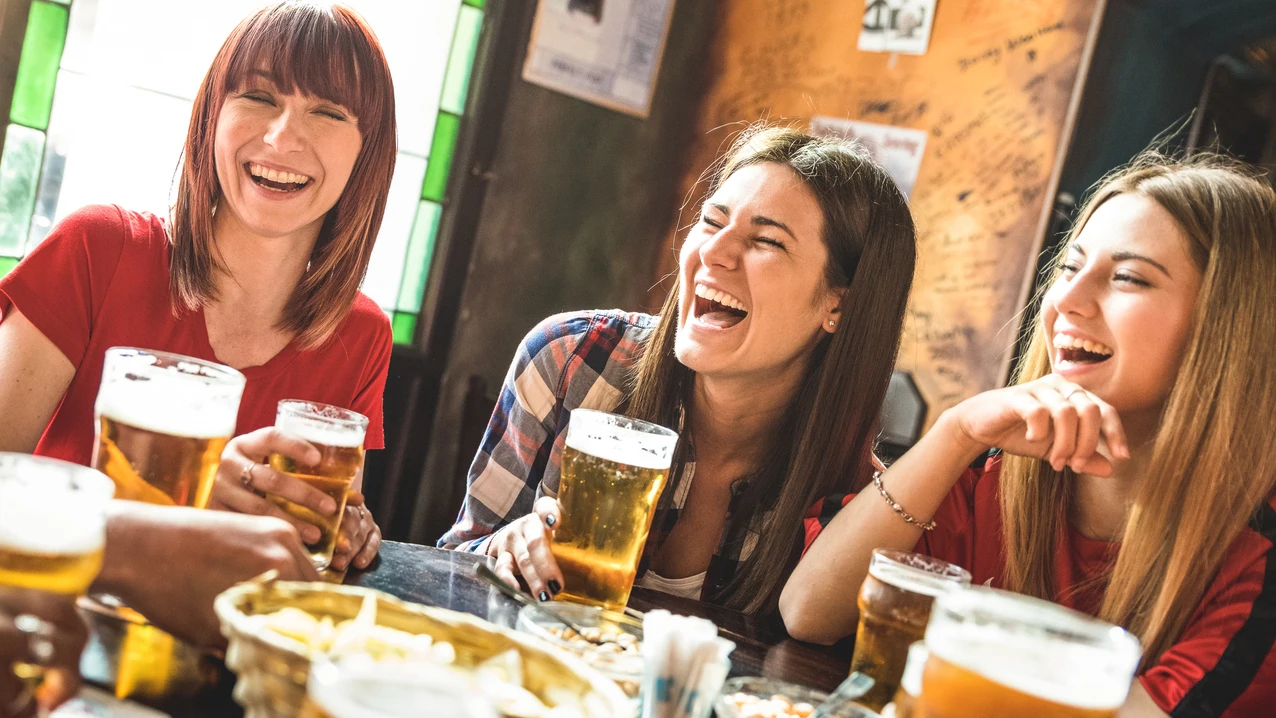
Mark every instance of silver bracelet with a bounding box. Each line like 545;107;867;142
873;471;937;531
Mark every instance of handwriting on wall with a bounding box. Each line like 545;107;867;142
657;0;1098;424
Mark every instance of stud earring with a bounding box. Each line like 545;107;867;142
828;319;836;328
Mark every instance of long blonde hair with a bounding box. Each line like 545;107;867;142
1002;151;1276;664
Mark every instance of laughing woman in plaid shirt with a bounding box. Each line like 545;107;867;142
439;125;917;615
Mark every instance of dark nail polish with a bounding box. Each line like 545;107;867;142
548;580;561;595
538;591;550;602
545;515;556;527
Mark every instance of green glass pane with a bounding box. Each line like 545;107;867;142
462;0;484;7
440;6;484;115
0;124;46;255
392;312;417;345
397;201;442;312
10;1;70;130
421;112;460;202
0;257;18;279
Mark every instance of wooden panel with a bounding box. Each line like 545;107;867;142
660;0;1102;424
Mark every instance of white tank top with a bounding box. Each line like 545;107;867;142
635;569;707;600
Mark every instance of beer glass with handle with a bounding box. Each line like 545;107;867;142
267;400;368;569
0;453;114;696
918;585;1142;718
300;657;497;718
849;549;970;711
93;348;246;508
550;409;679;610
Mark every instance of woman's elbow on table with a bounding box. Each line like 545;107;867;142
778;581;851;646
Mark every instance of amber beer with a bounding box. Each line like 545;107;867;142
0;453;114;595
300;658;496;718
849;549;970;711
917;586;1142;718
93;348;246;508
266;401;368;569
549;409;679;610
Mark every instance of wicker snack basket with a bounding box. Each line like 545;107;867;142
214;575;632;717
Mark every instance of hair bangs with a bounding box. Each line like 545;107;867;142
223;2;386;132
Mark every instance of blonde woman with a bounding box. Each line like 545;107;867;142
783;152;1276;717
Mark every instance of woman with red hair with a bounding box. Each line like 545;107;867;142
0;1;396;570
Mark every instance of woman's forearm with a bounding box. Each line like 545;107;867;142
779;410;987;644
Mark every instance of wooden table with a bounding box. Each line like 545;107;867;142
107;540;853;715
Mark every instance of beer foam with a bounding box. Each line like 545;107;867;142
564;428;676;470
0;487;105;555
869;560;967;597
96;381;238;439
276;413;365;448
928;631;1132;708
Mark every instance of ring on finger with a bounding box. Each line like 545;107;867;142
357;504;367;520
1063;387;1086;400
240;461;259;490
14;614;56;666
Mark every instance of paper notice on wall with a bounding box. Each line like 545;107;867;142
811;116;928;198
522;0;677;118
858;0;938;55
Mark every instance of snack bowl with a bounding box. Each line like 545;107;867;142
515;602;644;696
214;574;631;717
715;676;883;718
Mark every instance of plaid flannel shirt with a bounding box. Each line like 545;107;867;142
438;309;819;604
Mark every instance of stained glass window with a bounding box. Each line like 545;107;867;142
0;0;486;346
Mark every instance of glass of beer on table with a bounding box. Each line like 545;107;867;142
549;409;679;610
849;549;971;711
267;400;368;569
301;657;497;718
917;585;1142;718
93;347;246;508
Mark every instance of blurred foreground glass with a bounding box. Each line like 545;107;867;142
93;347;246;508
887;642;927;718
550;409;679;610
849;549;970;711
300;657;497;718
918;586;1142;718
267;400;369;569
0;453;114;595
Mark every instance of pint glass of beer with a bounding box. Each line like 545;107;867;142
849;549;970;711
267;400;368;569
0;453;114;595
300;657;497;718
93;348;246;508
549;409;679;610
917;585;1142;718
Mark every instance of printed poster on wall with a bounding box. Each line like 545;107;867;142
859;0;938;55
810;116;928;198
522;0;677;118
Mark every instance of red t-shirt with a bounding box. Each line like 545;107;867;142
803;454;1276;717
0;204;392;465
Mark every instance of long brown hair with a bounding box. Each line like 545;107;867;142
1001;151;1276;664
170;1;397;348
629;125;918;614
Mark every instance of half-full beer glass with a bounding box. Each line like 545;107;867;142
300;657;497;718
918;586;1142;718
849;549;970;711
0;453;114;595
267;400;368;569
93;348;246;507
550;409;679;610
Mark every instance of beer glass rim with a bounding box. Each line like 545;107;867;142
0;451;115;500
930;584;1142;658
103;346;246;386
870;548;972;589
277;399;370;429
568;408;679;439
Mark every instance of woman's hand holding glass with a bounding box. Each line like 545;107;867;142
487;497;564;601
949;375;1131;475
208;427;336;544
